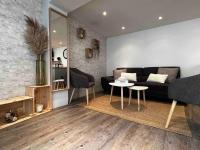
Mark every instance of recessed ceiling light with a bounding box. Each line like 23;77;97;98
158;16;163;20
53;30;56;33
59;41;63;45
121;26;126;30
102;11;107;16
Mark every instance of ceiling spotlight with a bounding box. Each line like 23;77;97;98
53;30;56;33
158;16;163;20
121;26;126;30
59;41;63;45
102;11;107;16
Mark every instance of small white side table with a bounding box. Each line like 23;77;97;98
129;86;148;111
109;82;134;110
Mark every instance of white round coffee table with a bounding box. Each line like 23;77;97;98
109;82;134;110
129;86;148;111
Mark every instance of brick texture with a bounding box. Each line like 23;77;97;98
69;17;106;98
0;0;42;99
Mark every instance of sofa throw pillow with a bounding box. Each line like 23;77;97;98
158;68;179;83
113;69;127;80
121;73;137;81
147;73;168;83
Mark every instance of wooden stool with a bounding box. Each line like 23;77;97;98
53;79;65;90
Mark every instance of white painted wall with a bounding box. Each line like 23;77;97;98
52;91;68;108
53;47;68;67
107;18;200;77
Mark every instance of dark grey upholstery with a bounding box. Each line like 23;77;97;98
168;74;200;105
102;66;180;101
70;68;95;88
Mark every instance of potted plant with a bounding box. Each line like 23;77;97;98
24;16;48;85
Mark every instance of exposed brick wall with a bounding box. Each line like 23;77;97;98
0;0;42;99
69;17;106;98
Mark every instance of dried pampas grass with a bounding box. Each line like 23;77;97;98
24;16;48;55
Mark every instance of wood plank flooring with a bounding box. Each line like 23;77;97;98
0;105;199;150
82;95;190;136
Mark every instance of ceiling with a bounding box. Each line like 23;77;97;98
51;0;92;12
69;0;200;37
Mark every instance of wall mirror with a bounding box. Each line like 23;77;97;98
49;8;70;91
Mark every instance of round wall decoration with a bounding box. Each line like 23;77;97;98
63;48;68;59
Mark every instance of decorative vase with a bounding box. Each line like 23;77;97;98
36;54;46;85
36;104;44;113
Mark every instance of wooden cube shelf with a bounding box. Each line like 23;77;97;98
26;85;52;113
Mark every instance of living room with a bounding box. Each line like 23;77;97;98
0;0;200;149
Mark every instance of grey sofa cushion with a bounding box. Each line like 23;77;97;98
113;69;127;80
158;68;179;83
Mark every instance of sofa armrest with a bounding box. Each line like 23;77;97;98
101;76;114;92
169;74;200;104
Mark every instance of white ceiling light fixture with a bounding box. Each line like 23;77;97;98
53;30;56;33
102;11;107;16
121;26;126;30
158;16;163;20
59;41;63;45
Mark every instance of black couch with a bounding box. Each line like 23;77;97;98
101;67;180;101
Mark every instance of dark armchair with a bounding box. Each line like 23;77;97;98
165;74;200;128
69;68;95;105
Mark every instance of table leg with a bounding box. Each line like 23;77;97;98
143;90;146;104
137;90;140;111
121;87;124;110
128;89;132;105
110;86;113;103
86;89;89;105
92;86;95;100
56;82;59;90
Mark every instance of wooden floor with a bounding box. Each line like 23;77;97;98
83;95;191;136
0;105;199;150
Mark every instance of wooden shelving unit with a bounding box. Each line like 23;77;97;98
0;115;32;130
0;110;52;130
0;85;52;130
0;96;34;129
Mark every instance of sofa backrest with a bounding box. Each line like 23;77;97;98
117;67;143;78
142;67;158;76
159;66;181;78
117;66;181;79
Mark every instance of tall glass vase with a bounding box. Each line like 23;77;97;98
36;54;46;85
